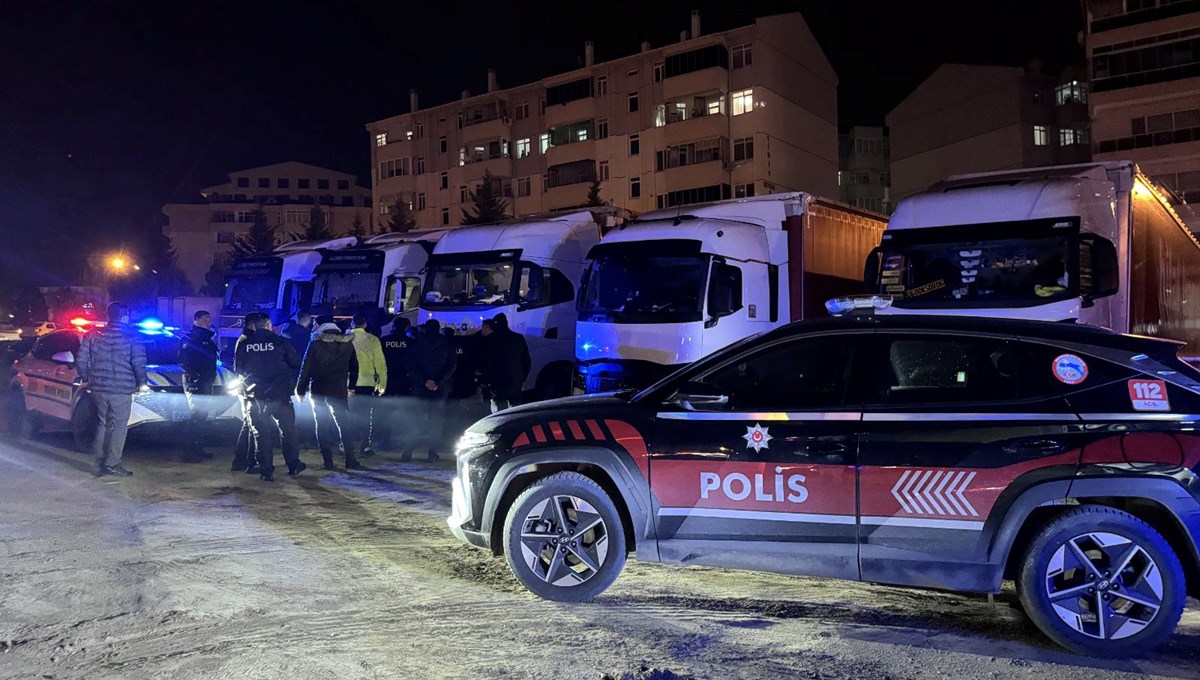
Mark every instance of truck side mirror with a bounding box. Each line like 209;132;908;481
1080;235;1118;306
705;263;742;327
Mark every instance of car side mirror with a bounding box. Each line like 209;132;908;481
667;380;729;411
52;351;75;365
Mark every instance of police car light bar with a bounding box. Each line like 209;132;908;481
825;295;893;317
137;318;165;330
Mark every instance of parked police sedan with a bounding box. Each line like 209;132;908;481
449;310;1200;657
7;321;241;449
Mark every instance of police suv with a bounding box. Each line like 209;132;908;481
449;304;1200;657
7;320;241;449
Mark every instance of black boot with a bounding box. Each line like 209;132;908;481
321;451;336;470
260;470;274;482
345;457;364;470
288;462;307;476
427;449;440;463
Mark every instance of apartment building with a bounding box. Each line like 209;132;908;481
366;11;838;227
838;126;891;213
163;161;372;291
1086;0;1200;226
887;63;1091;203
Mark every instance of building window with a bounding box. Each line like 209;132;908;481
735;183;755;198
628;92;639;113
630;176;641;198
733;136;754;161
516;100;529;120
416;157;426;174
277;178;290;188
438;135;447;153
415;122;424;139
517;176;531;197
441;208;450;225
236;177;249;188
338;179;349;190
1059;127;1090;146
440;172;448;190
417;193;426;210
298;178;310;189
598;160;610;181
655;137;724;170
257;177;269;188
285;209;307;223
217;232;235;244
516;137;532;158
341;196;353;207
237;210;257;223
653;62;664;82
317;179;330;190
1033;125;1049;146
732;43;753;68
596;76;608;96
460;186;468;203
539;98;546;115
375;132;388;147
212;211;236;223
539;133;551;154
731;89;753;116
1055;81;1088;105
629;134;640;155
597;118;609;139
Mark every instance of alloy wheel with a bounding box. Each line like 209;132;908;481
518;494;609;586
1045;532;1164;641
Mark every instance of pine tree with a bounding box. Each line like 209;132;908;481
461;171;509;225
349;213;368;238
383;196;416;233
298;205;334;241
230;207;277;259
585;177;603;207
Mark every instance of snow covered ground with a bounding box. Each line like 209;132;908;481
2;430;1199;680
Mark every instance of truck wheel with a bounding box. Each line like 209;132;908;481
71;395;98;452
6;388;35;439
502;471;627;602
1018;506;1186;658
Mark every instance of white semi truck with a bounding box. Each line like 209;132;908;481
419;209;624;399
575;193;886;393
309;230;444;329
218;236;358;358
865;161;1200;360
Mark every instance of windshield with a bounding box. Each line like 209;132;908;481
423;262;516;308
144;334;183;365
580;251;710;323
313;271;383;310
224;274;279;311
877;232;1076;307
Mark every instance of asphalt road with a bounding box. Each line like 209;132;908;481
2;425;1199;680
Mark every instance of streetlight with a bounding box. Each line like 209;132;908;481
109;256;127;271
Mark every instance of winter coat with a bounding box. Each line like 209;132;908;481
77;322;148;395
483;327;531;398
297;331;359;398
407;330;457;397
178;324;218;391
280;321;312;359
234;328;301;401
381;331;412;397
350;328;387;392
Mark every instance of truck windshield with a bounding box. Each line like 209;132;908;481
877;232;1076;307
423;262;516;308
223;274;279;311
313;271;382;309
579;251;710;323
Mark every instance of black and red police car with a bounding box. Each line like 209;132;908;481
448;306;1200;656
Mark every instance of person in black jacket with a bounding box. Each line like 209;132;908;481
482;312;531;412
235;312;304;481
297;321;362;470
179;310;218;462
280;312;313;359
377;317;412;451
404;319;457;462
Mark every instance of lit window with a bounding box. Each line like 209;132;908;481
405;130;414;141
1033;125;1049;146
628;92;639;113
629;134;640;156
707;97;724;116
375;132;388;147
379;202;389;216
630;176;641;199
417;193;426;210
731;89;753;116
597;119;609;139
733;136;754;161
516;138;531;159
517;176;531;197
458;148;466;167
599;160;610;181
539;133;551;154
1055;81;1088;106
575;127;589;142
596;77;608;96
732;44;753;69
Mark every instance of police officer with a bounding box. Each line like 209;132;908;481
349;314;387;457
179;309;218;462
378;317;412;451
404;319;456;462
235;312;304;481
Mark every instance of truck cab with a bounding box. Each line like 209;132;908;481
309;230;442;328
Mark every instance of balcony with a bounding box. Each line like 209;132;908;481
546;160;595;189
655;137;727;172
543;182;592;211
459;100;512;140
663;66;727;101
545;96;596;128
543;120;598;165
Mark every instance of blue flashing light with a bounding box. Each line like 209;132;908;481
137;318;165;331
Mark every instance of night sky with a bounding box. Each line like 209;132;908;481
0;0;1084;288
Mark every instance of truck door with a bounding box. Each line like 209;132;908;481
647;332;865;580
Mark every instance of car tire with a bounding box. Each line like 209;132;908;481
1018;505;1186;658
7;388;36;439
71;394;98;452
502;471;627;602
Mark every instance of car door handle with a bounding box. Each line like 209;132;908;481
797;441;848;456
1003;439;1067;455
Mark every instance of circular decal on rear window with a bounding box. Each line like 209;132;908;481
1053;354;1089;385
